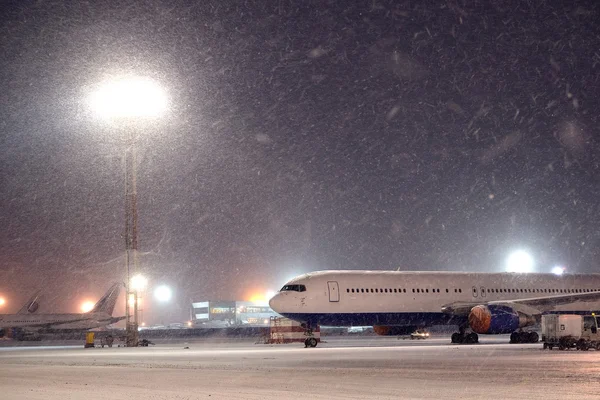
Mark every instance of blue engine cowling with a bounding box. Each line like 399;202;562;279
468;305;521;334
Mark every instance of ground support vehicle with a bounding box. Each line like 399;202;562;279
541;314;600;350
410;330;430;340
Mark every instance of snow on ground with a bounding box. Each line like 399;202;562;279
1;336;598;400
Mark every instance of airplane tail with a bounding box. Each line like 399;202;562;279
90;283;122;315
17;291;41;314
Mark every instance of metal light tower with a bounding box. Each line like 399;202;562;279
89;76;167;347
124;127;140;346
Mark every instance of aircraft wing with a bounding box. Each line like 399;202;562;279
441;291;600;316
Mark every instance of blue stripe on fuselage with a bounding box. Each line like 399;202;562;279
278;312;468;327
279;310;600;328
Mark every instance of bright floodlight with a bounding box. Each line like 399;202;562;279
154;285;172;302
552;266;565;275
89;76;168;119
506;250;535;273
81;301;95;313
128;293;136;308
130;274;148;292
0;297;5;306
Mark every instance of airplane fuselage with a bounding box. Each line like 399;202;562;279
0;312;121;331
269;271;600;328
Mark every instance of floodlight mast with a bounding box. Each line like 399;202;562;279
90;76;167;347
124;126;140;347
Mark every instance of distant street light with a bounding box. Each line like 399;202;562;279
80;301;95;313
506;250;535;273
128;294;144;309
131;274;148;292
89;75;168;347
0;297;5;307
552;266;565;275
154;285;173;302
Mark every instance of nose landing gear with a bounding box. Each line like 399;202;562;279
302;324;319;348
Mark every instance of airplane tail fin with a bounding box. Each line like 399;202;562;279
90;283;122;315
17;291;41;314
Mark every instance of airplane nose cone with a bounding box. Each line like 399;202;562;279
269;293;283;313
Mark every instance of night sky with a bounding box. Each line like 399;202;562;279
1;1;599;322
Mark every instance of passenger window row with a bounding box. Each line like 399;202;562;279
345;288;462;294
345;287;599;296
486;288;599;294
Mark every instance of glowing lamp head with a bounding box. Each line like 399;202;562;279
81;301;95;313
248;290;274;305
89;76;168;119
552;266;565;275
0;297;6;306
154;285;172;302
130;274;148;292
128;293;136;308
506;250;534;273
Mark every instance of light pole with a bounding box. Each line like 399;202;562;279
131;273;148;331
89;76;167;346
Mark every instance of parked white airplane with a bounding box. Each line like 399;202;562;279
269;271;600;343
0;282;124;339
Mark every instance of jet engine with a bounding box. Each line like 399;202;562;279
468;304;535;334
373;325;417;336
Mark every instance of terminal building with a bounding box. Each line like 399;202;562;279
190;300;279;327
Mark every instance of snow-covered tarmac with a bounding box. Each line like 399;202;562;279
1;336;598;399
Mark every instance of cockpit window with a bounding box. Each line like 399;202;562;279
280;284;306;292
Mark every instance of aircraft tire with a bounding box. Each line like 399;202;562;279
307;338;318;348
465;333;478;344
451;333;461;343
528;332;539;343
577;339;588;351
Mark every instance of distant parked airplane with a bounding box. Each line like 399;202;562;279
0;282;124;339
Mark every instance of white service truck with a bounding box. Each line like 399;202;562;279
541;314;600;350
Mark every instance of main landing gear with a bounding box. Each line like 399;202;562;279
510;331;539;344
451;327;479;344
